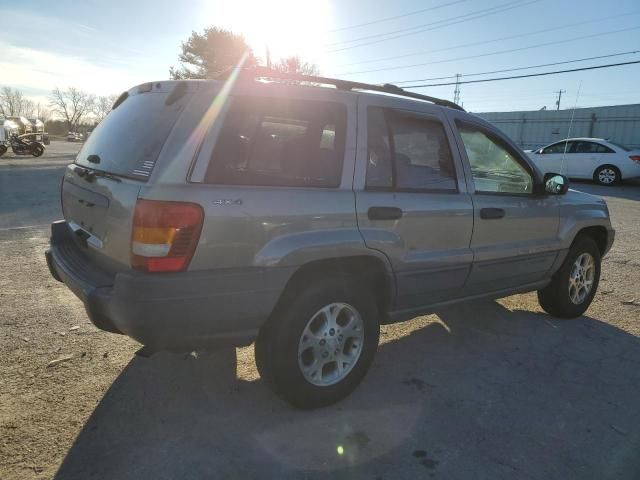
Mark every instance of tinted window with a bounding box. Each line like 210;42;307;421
76;85;192;180
542;141;574;154
573;141;614;154
366;108;393;188
457;123;533;194
206;98;346;187
366;107;456;192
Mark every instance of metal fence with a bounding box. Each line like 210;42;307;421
475;103;640;150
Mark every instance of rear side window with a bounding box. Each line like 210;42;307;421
574;141;614;154
205;97;347;187
366;107;457;192
75;84;192;180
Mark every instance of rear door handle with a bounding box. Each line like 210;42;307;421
480;208;505;220
368;206;403;220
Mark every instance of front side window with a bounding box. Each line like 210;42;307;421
366;107;457;192
457;123;533;194
205;97;346;187
542;141;574;154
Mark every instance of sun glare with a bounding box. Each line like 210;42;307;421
203;0;332;67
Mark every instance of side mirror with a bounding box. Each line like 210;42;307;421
543;172;569;195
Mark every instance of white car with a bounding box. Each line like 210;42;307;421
527;138;640;186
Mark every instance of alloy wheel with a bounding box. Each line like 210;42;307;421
598;168;616;184
297;302;364;387
569;252;595;305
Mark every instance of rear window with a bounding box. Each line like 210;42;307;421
75;83;192;180
607;141;631;151
205;97;347;188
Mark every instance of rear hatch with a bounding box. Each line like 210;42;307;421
61;81;195;273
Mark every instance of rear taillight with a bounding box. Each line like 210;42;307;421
131;199;204;273
630;155;640;164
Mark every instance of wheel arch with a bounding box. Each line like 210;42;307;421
593;164;622;183
573;225;608;256
272;255;395;321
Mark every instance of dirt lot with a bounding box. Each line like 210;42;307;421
1;142;639;479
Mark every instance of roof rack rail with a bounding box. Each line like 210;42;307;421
227;67;465;111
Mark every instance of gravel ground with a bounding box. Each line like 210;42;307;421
1;142;639;479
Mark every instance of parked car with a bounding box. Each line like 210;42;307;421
46;73;614;408
527;137;640;186
66;132;83;142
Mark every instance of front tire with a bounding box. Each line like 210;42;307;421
31;144;44;157
538;237;601;318
0;145;6;157
594;165;620;186
255;277;380;409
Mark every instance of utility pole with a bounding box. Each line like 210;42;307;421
266;46;272;69
453;73;461;104
555;89;566;110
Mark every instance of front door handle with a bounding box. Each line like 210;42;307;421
480;207;505;220
368;206;403;220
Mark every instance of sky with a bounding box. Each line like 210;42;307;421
1;0;639;113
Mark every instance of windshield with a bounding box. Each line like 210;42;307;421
75;84;192;180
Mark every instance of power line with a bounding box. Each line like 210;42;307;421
391;50;640;84
327;0;525;47
327;0;471;33
401;60;640;88
338;25;640;76
327;0;538;52
334;11;639;68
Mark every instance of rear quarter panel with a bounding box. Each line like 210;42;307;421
143;82;388;273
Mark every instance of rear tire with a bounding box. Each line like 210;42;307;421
255;276;380;409
594;165;620;186
537;237;601;318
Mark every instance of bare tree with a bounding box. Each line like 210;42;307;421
49;87;94;130
35;103;51;123
20;98;36;118
273;56;319;76
0;87;25;117
93;94;118;122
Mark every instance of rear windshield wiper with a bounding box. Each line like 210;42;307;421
73;165;122;183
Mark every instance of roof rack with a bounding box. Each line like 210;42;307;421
226;67;465;111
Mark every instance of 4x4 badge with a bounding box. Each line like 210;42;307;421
212;199;242;206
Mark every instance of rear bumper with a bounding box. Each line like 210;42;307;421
46;221;293;351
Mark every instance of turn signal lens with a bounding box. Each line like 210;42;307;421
629;155;640;164
131;199;204;272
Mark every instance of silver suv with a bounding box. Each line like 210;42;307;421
46;70;614;408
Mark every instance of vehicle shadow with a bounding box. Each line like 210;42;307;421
54;300;640;480
571;179;640;201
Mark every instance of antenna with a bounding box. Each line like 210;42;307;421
559;83;582;174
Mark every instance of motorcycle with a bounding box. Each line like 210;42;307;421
0;133;45;158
